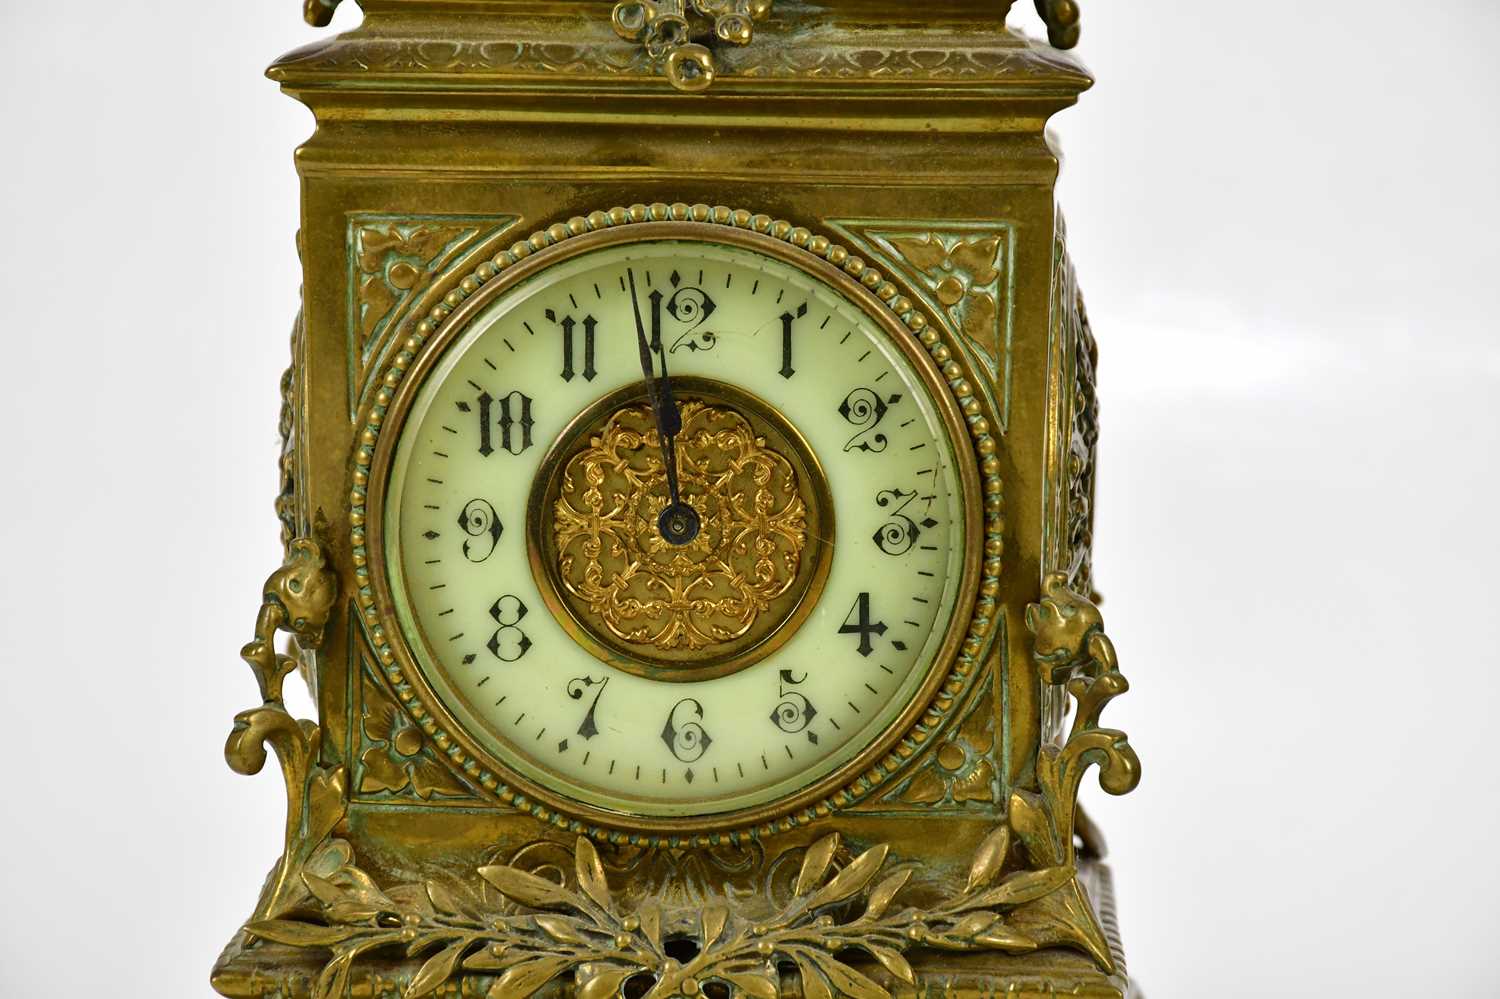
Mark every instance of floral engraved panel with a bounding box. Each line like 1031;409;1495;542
852;658;1003;816
346;214;520;420
826;220;1015;428
354;661;479;803
1042;219;1098;745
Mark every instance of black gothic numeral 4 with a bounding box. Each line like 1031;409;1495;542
837;592;888;657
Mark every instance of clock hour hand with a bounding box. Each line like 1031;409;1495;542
627;267;700;546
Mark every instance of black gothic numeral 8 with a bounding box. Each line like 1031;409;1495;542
486;594;532;662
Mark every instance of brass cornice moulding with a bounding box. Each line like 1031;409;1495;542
272;1;1090;97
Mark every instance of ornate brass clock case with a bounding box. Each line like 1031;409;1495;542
215;3;1142;998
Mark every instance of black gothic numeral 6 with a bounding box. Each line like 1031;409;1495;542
661;698;712;763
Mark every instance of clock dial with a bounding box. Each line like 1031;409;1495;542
384;238;970;818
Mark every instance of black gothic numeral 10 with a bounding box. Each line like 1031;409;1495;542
837;592;887;657
459;390;535;457
486;594;532;662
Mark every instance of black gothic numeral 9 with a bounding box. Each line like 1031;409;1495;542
457;498;503;562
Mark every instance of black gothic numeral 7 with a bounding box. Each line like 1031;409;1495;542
837;592;888;657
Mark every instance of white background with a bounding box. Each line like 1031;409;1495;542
0;2;1496;995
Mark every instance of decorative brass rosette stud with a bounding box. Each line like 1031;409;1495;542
611;0;775;91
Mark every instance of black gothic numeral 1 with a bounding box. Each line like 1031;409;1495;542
838;592;888;657
779;302;808;378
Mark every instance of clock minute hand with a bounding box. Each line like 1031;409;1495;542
626;268;699;545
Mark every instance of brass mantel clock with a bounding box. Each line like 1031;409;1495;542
216;2;1143;998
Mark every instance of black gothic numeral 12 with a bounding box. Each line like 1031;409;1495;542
837;592;887;657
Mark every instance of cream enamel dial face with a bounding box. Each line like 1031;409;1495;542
384;238;970;819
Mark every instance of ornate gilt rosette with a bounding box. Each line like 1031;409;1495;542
530;379;834;681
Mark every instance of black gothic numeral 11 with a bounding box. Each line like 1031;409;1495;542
547;308;598;382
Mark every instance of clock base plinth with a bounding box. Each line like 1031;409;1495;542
211;860;1134;999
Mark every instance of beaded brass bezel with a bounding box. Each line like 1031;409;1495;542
349;203;1006;844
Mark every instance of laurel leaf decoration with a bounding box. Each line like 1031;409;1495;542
794;832;840;896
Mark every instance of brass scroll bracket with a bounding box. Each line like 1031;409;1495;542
611;0;774;92
225;538;348;922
